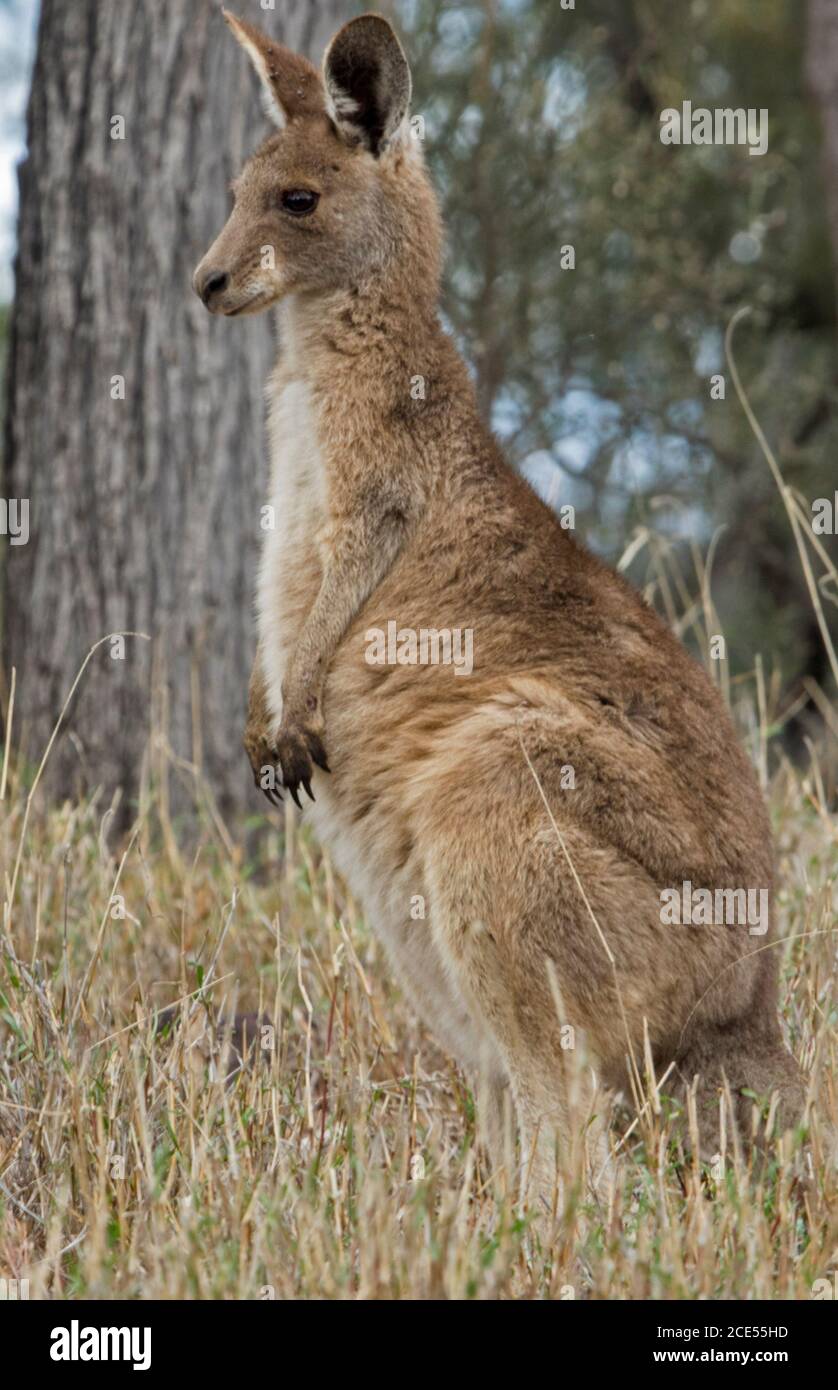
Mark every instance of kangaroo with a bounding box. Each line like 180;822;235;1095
193;11;805;1198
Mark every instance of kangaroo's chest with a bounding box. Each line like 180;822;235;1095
257;366;327;725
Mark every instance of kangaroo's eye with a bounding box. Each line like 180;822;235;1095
280;189;319;216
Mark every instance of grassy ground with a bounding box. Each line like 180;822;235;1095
0;673;836;1300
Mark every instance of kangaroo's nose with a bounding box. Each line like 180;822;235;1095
197;268;229;307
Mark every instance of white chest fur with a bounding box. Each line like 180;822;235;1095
256;302;326;729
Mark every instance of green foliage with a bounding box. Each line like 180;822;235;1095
398;0;838;699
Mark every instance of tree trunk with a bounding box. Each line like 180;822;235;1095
2;0;350;824
807;0;838;317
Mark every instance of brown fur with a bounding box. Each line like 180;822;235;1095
194;13;805;1198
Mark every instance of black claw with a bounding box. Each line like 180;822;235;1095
270;724;330;810
308;734;331;774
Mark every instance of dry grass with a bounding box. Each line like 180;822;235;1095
3;338;838;1297
0;662;836;1300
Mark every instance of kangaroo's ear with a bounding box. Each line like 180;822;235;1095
222;9;323;128
323;14;411;155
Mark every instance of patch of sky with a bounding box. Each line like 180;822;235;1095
542;58;588;143
0;0;39;301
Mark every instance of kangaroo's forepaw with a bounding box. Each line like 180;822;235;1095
273;719;330;808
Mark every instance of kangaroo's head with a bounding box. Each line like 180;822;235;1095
193;10;441;316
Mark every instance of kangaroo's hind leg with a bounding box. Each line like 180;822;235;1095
423;817;634;1210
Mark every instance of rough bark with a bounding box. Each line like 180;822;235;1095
2;0;351;823
807;0;838;317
